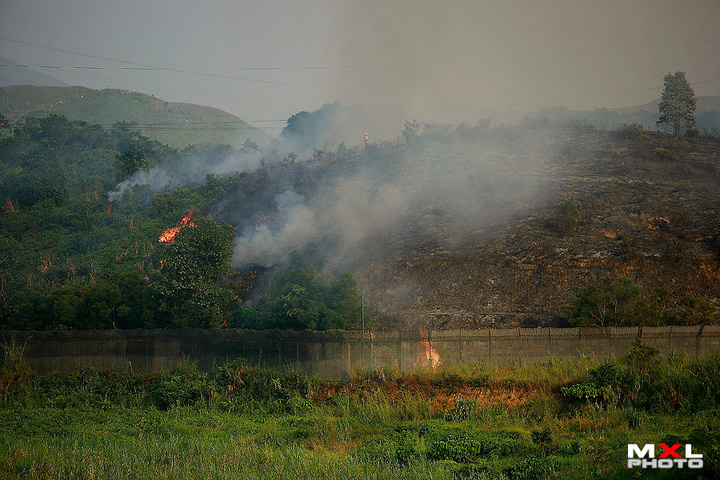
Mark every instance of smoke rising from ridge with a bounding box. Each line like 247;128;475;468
215;127;556;276
108;147;263;202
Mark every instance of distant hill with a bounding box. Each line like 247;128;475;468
536;95;720;135
0;57;69;87
612;96;720;115
0;85;268;149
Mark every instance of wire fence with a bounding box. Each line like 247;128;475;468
2;326;719;379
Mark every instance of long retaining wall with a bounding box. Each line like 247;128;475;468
2;326;720;380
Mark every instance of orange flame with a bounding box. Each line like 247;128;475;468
418;328;442;369
158;208;195;243
106;203;112;214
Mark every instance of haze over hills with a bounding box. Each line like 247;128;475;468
612;96;720;116
0;56;69;88
0;85;269;149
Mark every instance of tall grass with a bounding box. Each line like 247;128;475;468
1;341;719;479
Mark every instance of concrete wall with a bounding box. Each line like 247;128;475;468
2;326;719;380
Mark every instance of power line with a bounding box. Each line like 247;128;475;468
5;33;719;72
0;62;324;89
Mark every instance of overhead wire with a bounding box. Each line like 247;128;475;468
2;33;720;131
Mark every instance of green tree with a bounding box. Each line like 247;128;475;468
116;143;148;180
152;218;239;328
256;268;361;331
330;272;362;329
280;102;340;150
13;139;68;206
657;71;697;137
563;277;642;327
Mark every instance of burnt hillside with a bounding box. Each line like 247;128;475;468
356;129;720;329
211;126;720;329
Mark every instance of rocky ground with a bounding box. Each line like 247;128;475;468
352;128;720;329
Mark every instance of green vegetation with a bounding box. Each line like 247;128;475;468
1;342;719;478
657;72;697;137
614;122;647;140
563;277;718;327
0;114;363;331
552;199;579;236
234;269;367;331
152;219;239;328
280;102;341;151
0;85;266;149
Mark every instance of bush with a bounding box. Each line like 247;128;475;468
653;147;673;160
531;428;556;455
427;433;484;463
562;277;642;327
443;397;478;422
623;339;661;375
143;361;208;410
504;457;554;480
552;200;579;235
615;123;647;139
212;360;314;412
0;339;33;402
560;381;601;403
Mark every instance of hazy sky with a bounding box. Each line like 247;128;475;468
1;0;719;132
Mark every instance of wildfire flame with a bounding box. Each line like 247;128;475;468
158;208;195;243
106;203;112;214
418;328;442;369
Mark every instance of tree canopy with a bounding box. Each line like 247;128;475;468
657;71;697;137
152;219;239;328
233;268;364;331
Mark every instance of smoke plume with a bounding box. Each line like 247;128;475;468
108;147;263;202
215;125;555;275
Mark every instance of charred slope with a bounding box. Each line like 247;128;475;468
210;128;720;329
356;130;720;329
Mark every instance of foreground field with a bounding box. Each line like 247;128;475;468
1;341;719;479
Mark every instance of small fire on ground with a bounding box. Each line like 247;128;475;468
417;328;442;369
158;208;195;243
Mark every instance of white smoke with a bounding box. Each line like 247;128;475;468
232;190;319;268
228;127;554;273
108;149;263;202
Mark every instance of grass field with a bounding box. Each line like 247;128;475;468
1;340;719;479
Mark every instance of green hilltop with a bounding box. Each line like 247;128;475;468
0;85;269;149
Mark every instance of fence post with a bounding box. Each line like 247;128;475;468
315;343;319;372
548;327;552;356
488;328;492;364
361;332;365;367
458;328;462;363
518;328;522;367
607;327;611;358
347;342;351;373
398;330;402;371
696;325;705;357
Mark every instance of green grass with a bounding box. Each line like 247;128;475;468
1;346;719;479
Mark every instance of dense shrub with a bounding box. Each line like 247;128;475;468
562;277;642;327
615;122;647;139
504;457;554;480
